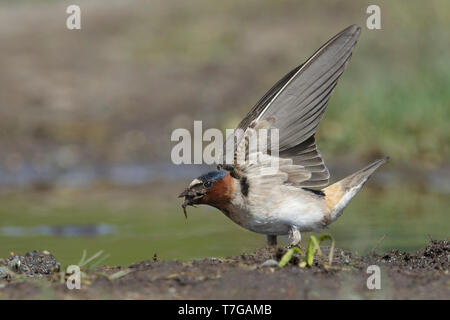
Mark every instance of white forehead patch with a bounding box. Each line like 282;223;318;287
189;178;202;188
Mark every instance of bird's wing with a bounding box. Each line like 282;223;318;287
244;152;312;188
230;119;312;186
222;25;361;188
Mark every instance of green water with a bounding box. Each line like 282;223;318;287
0;185;448;267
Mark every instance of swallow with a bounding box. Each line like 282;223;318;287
179;25;388;246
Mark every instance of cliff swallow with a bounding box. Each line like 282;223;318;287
179;25;388;246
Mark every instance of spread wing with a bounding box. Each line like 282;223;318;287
230;120;312;186
222;25;361;188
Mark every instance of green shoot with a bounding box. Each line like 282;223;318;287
108;269;133;281
278;233;335;268
278;247;304;267
317;234;335;265
76;249;110;271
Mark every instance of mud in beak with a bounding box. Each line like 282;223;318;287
178;185;206;219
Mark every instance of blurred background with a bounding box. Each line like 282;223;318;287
0;0;448;266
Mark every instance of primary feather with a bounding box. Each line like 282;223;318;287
223;25;361;188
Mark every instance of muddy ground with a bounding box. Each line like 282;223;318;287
0;240;448;299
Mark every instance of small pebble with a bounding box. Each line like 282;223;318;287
0;267;9;279
168;287;177;294
261;259;279;267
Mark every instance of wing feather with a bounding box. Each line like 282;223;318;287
223;25;361;188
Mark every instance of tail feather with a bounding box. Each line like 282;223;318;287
322;157;389;221
334;156;389;192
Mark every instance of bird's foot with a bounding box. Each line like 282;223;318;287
287;226;301;248
266;235;277;246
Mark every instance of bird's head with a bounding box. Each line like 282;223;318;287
178;170;233;218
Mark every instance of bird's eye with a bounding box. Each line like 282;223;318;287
203;181;212;188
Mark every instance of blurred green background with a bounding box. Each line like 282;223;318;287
0;0;448;266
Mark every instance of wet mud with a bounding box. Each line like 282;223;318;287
0;240;448;299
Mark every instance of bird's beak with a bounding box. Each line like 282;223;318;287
178;181;207;219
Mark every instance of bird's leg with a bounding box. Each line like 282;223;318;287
288;226;301;248
266;235;277;246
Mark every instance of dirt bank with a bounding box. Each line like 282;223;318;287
0;240;448;299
